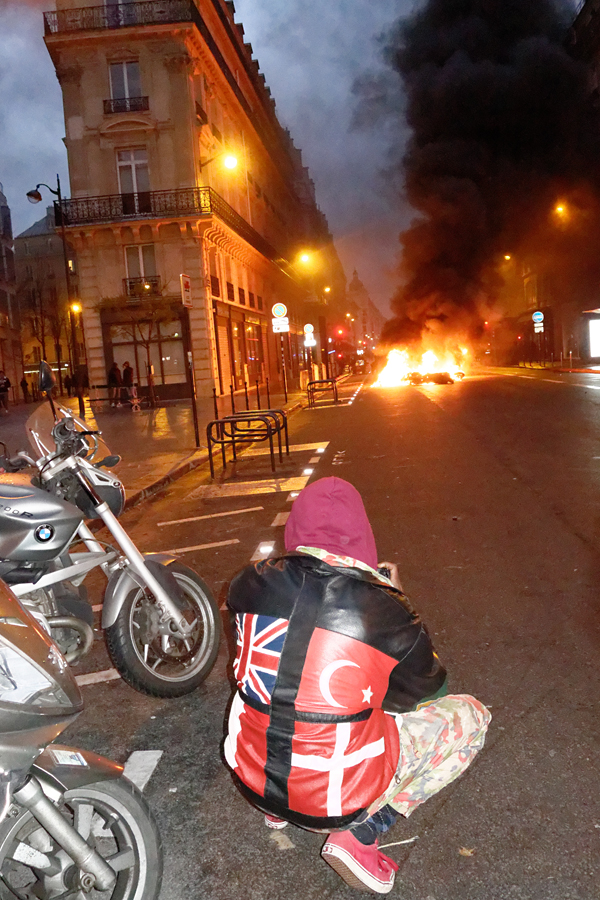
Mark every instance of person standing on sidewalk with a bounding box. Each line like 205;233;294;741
64;373;72;398
122;360;136;403
224;477;490;894
0;371;11;414
20;376;29;403
72;366;88;419
107;362;122;407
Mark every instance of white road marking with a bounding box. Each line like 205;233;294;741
309;456;321;464
579;384;600;390
519;375;536;379
162;538;239;555
271;512;290;527
123;750;164;791
75;668;121;686
270;831;296;850
92;604;103;612
251;541;275;562
190;477;309;499
243;441;329;456
158;506;264;527
286;492;301;502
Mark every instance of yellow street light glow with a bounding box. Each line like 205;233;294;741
504;254;511;261
299;253;311;264
70;302;82;314
556;204;565;214
223;155;238;169
324;286;331;293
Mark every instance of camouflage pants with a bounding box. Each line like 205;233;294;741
369;695;491;818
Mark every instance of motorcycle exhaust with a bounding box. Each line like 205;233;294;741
46;616;94;664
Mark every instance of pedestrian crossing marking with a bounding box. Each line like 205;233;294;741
271;511;290;527
242;441;329;457
158;506;263;527
190;476;310;499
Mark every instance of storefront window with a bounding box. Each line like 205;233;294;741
108;318;185;386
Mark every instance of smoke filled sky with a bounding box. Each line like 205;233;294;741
0;0;582;315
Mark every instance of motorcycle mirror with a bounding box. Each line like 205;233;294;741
38;361;56;394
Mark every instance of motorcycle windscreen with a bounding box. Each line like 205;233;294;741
26;401;113;464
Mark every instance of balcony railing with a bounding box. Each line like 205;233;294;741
55;186;280;261
104;96;149;114
124;275;161;299
44;1;192;35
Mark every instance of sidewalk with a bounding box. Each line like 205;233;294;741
0;387;306;508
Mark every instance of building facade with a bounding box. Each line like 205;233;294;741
0;187;23;399
43;0;346;399
15;207;82;390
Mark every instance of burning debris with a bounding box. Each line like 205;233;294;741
380;0;597;347
374;347;468;388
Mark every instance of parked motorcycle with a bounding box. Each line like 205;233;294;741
0;362;221;698
0;575;162;899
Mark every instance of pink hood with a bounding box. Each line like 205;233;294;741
284;477;378;569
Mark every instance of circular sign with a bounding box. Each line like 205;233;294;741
304;323;315;334
272;303;287;318
532;311;544;324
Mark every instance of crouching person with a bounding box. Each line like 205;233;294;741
224;477;490;894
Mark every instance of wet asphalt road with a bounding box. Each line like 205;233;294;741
60;369;600;900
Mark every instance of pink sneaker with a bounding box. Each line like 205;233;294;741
264;814;288;830
321;831;398;894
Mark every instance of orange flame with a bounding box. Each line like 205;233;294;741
374;347;468;388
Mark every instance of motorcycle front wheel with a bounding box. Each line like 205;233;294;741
0;777;162;900
105;561;221;697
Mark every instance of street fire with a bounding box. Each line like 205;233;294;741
374;348;468;388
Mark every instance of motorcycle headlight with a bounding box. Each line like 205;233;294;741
0;642;74;709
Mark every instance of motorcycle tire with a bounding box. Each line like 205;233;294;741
105;561;221;697
0;777;162;900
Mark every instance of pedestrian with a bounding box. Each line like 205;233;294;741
224;477;490;894
0;371;11;414
122;360;137;403
72;366;88;419
20;376;30;403
107;362;122;407
64;373;72;398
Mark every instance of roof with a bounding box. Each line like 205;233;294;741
16;208;55;239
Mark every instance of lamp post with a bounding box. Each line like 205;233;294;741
27;175;79;370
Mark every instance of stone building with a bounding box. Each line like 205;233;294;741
14;207;81;389
347;270;386;350
42;0;346;399
0;186;23;399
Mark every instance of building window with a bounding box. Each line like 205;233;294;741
124;244;159;297
110;61;141;100
117;148;151;214
226;282;235;302
248;291;255;309
257;295;263;311
210;275;220;297
238;287;246;306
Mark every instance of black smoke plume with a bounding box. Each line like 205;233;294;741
382;0;598;346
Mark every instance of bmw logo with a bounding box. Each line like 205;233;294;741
35;525;55;543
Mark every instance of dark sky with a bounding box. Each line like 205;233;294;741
0;1;581;314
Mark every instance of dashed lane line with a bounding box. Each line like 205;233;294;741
161;538;239;555
76;668;121;687
189;476;310;499
251;541;275;562
271;511;290;527
157;505;264;527
123;751;164;791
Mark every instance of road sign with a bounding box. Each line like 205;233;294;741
180;274;192;308
272;317;290;333
304;323;315;334
272;303;287;318
304;336;317;347
532;311;544;324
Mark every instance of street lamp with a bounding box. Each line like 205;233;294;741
199;152;238;171
27;174;78;375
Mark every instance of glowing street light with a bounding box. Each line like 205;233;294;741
70;302;82;314
504;254;511;261
324;286;331;293
223;155;238;169
299;252;311;264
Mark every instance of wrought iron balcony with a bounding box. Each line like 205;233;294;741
44;1;192;35
123;276;161;299
55;187;280;261
104;96;150;115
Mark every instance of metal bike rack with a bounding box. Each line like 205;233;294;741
307;379;339;409
206;409;289;479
